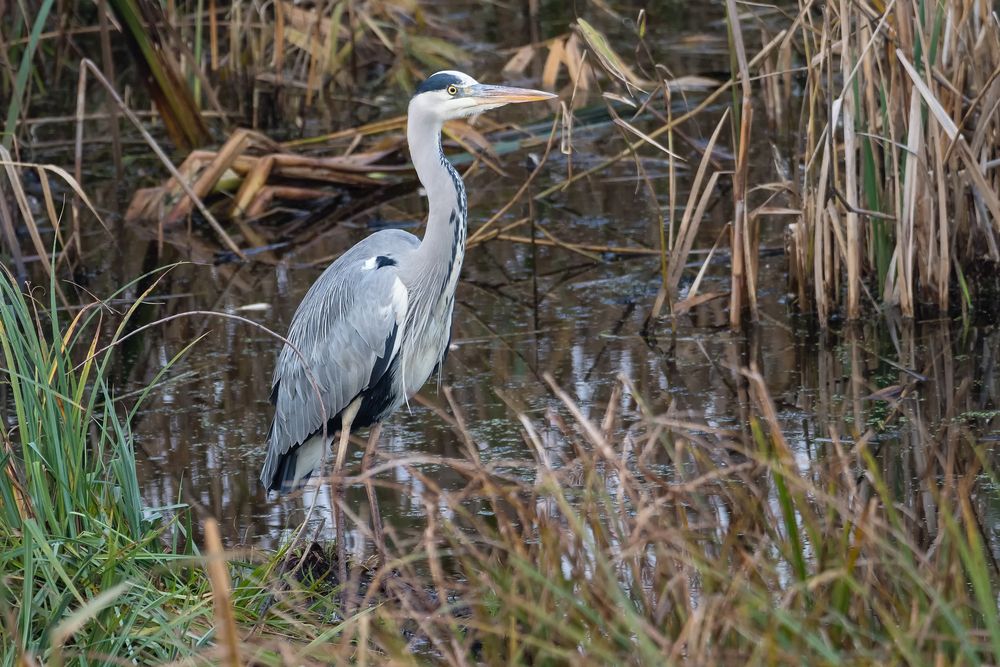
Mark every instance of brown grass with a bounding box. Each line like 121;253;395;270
208;319;1000;664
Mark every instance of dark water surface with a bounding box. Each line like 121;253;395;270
13;2;1000;559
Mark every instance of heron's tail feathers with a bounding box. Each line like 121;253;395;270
262;433;329;494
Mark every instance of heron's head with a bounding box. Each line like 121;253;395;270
409;71;556;123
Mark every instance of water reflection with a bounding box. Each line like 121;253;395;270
117;175;1000;562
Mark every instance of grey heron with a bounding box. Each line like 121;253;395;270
260;71;555;496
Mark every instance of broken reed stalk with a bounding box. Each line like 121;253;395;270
840;0;860;320
481;234;661;256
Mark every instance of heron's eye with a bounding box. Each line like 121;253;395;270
447;85;458;96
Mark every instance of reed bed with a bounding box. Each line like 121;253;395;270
308;346;997;665
1;0;468;153
755;0;1000;323
526;2;1000;326
5;1;1000;325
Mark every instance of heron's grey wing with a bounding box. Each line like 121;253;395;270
261;232;415;489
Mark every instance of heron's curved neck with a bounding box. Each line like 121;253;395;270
408;110;467;275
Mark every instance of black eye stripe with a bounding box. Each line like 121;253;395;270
415;72;466;95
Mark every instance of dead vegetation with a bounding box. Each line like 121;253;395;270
3;1;1000;324
760;0;1000;323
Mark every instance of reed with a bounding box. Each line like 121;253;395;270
216;317;999;665
105;0;212;150
1;0;467;152
579;1;1000;326
327;330;997;664
769;0;1000;323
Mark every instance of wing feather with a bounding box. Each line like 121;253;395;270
260;230;416;490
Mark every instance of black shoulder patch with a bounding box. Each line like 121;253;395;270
375;255;397;268
415;72;463;95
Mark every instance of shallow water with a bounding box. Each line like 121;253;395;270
8;1;1000;561
113;145;1000;561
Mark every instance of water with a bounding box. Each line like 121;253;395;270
114;172;1000;560
7;1;1000;560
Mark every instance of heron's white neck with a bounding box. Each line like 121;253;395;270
407;108;467;287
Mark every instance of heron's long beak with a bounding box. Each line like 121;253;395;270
465;84;557;106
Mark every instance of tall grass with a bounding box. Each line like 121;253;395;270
0;258;378;664
0;261;200;662
0;0;54;151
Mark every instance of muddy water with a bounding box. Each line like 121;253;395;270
12;2;1000;557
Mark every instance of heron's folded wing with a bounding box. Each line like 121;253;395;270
267;261;408;459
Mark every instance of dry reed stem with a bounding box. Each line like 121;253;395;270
95;0;122;183
480;234;661;256
0;146;115;308
672;222;732;316
0;148;58;295
898;49;1000;231
164;129;252;226
725;0;755;330
203;518;241;667
780;1;1000;321
0;192;26;281
665;110;729;306
840;0;861;319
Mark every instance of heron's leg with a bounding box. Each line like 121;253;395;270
334;397;362;472
362;422;385;556
332;397;361;588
